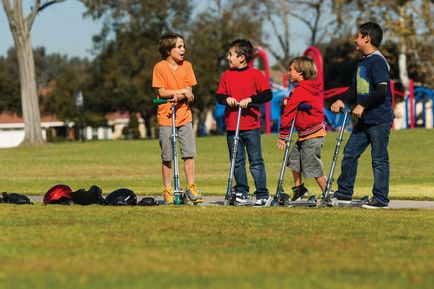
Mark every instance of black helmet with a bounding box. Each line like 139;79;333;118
105;188;137;206
1;192;33;205
137;196;159;206
71;185;105;205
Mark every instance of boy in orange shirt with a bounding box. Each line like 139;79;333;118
152;33;202;205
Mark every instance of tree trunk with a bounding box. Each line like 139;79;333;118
16;35;44;146
3;0;45;146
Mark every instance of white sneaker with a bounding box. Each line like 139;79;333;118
235;193;252;206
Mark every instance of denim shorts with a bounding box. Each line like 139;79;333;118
288;137;325;178
159;123;196;161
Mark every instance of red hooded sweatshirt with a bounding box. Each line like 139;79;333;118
279;79;324;139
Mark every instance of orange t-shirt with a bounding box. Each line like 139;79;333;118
152;60;197;127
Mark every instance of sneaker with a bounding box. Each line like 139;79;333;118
185;183;203;203
253;195;271;207
327;192;352;207
234;192;252;206
362;198;389;209
291;184;308;201
162;188;174;205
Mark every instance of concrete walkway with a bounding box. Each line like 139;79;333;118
27;195;434;209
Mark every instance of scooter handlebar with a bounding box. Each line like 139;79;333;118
153;98;168;105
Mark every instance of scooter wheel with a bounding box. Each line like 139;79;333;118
308;195;317;201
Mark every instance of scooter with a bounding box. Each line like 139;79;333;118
319;108;369;207
153;98;203;205
267;103;317;207
224;105;253;206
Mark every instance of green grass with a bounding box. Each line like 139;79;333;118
0;206;433;289
0;129;433;289
0;128;433;199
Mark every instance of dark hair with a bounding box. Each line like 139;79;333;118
359;22;383;48
229;39;254;63
158;33;185;59
288;56;317;80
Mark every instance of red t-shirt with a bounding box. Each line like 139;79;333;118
216;67;270;130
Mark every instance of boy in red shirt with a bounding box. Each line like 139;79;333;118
216;39;272;206
278;56;327;201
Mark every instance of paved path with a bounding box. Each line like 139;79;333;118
27;195;434;209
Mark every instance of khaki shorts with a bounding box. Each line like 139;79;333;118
288;137;325;178
159;123;196;162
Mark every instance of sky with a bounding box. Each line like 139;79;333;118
0;0;102;59
0;0;308;63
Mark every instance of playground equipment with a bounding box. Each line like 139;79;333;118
215;46;434;133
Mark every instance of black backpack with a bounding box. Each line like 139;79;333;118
105;188;137;206
71;185;105;205
1;192;33;205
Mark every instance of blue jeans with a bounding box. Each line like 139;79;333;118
227;128;269;198
335;121;392;205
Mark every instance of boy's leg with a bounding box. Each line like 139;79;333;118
292;170;302;186
177;123;202;201
162;161;172;188
315;175;327;193
227;131;249;194
177;123;196;185
159;126;174;204
299;137;326;193
183;157;195;185
243;129;268;198
367;121;391;205
334;124;370;200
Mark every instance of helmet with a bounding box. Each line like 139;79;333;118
71;185;105;205
105;188;137;206
137;196;159;206
43;184;72;204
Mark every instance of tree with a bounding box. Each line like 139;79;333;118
259;0;337;70
81;0;192;138
332;0;433;89
188;0;264;127
2;0;65;146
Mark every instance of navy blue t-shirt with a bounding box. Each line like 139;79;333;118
353;52;393;124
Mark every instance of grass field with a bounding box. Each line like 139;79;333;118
0;206;433;289
0;128;433;199
0;129;433;289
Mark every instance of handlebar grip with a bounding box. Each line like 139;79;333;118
153;98;168;105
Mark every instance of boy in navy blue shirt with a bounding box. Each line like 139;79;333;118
330;22;393;209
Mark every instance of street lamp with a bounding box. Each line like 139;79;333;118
75;91;84;142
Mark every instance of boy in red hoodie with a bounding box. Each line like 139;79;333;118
278;56;326;201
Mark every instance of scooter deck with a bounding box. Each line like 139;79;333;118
287;200;318;207
325;197;370;208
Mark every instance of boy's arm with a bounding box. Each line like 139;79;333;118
156;87;189;101
351;83;387;118
250;89;272;104
239;89;272;108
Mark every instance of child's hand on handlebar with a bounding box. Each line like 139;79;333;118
169;94;183;103
330;100;344;113
277;139;286;150
226;97;238;107
239;98;252;108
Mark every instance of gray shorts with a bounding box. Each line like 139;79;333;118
288;137;325;178
159;123;196;162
